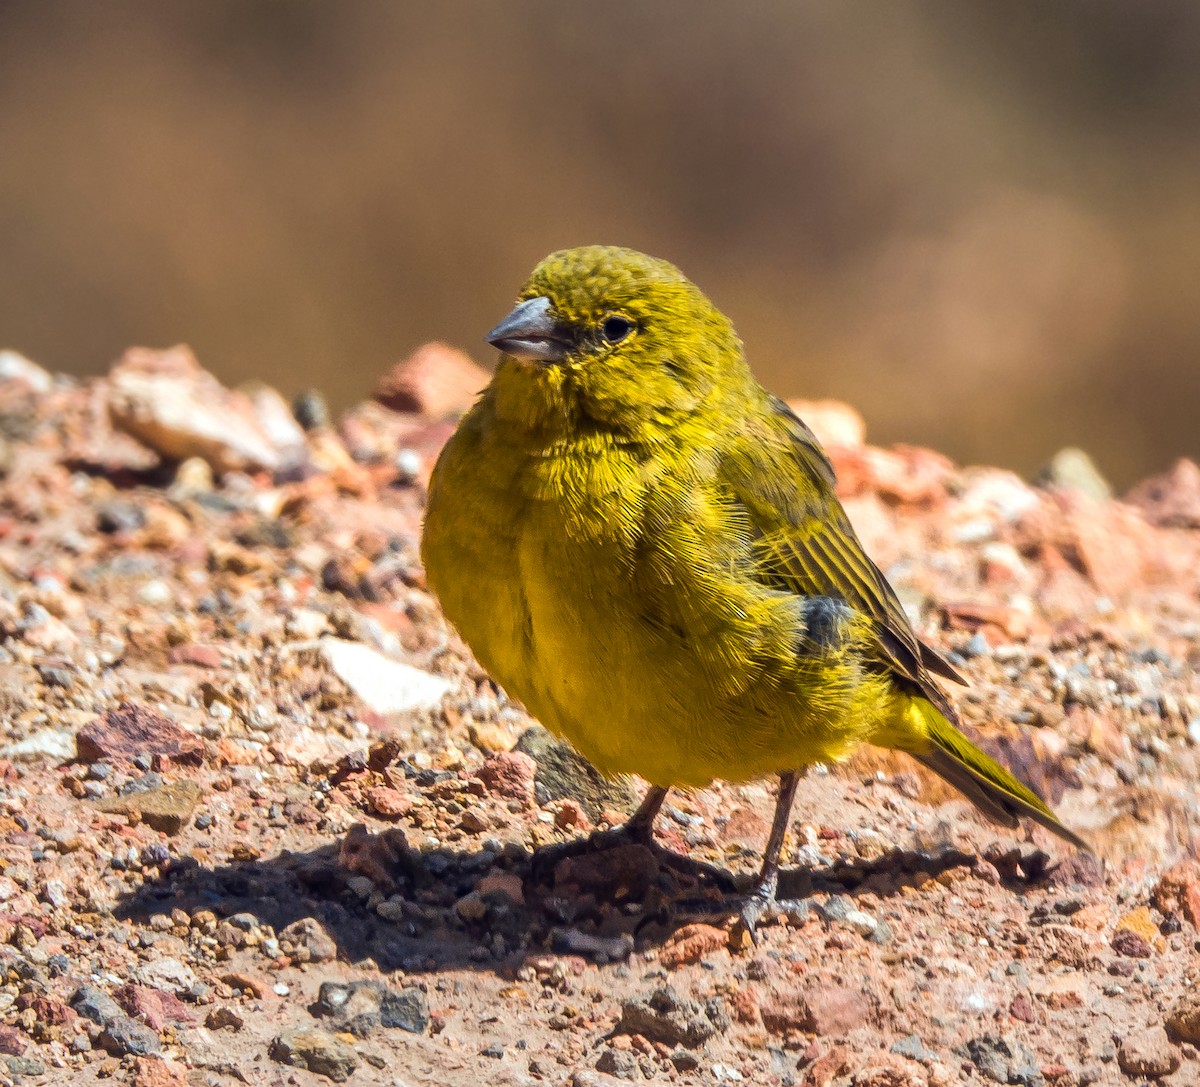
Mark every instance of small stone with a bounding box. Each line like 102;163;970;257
3;1055;45;1078
1166;992;1200;1045
94;779;203;835
475;871;525;906
279;917;338;964
482;1043;504;1059
551;929;634;964
1151;862;1200;929
76;702;204;767
365;785;411;819
615;986;727;1048
475;750;536;807
373;342;490;417
138;957;197;994
0;1026;26;1056
963;1035;1041;1086
70;985;123;1026
128;1056;188;1087
0;728;76;763
596;1048;637;1077
320;637;452;714
167;643;222;668
98;1015;162;1057
660;923;728;969
455;891;488;922
1117;1026;1180;1079
107;344;285;475
205;1007;244;1031
269;1028;359;1082
761;979;871;1037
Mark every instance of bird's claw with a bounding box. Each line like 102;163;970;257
658;878;809;944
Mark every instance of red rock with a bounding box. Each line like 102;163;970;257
553;799;591;832
804;1044;852;1086
76;702;204;768
1009;993;1037;1023
475;871;525;906
761;978;872;1037
373;343;490;418
1125;458;1200;528
167;643;223;668
855;445;954;505
659;924;727;969
220;972;270;999
475;751;536;807
0;1025;26;1055
364;786;412;819
129;1056;188;1087
1065;500;1159;597
1151;862;1200;929
15;994;75;1029
337;824;410;891
116;985;193;1031
725;987;760;1026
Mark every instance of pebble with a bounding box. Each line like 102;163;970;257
279;917;338;964
70;985;123;1026
962;1035;1041;1086
616;986;728;1048
269;1028;359;1082
320;637;452;713
98;1015;162;1057
1116;1026;1181;1079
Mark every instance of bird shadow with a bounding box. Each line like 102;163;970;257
113;825;1078;977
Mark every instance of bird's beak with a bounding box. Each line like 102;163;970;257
485;296;572;363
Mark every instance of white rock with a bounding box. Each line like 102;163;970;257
0;728;75;762
138;955;197;993
0;350;53;393
286;608;328;640
320;637;452;714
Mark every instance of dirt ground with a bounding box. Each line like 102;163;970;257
0;344;1196;1087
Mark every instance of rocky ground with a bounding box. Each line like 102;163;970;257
0;342;1195;1087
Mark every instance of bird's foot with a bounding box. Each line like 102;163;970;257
660;872;809;943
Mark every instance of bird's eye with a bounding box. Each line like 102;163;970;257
600;315;634;344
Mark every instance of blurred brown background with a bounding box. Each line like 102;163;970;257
1;2;1198;487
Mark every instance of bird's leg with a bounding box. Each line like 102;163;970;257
620;784;669;842
530;785;670;883
664;768;808;937
531;785;738;893
733;768;803;934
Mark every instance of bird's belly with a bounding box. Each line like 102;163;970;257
513;505;873;788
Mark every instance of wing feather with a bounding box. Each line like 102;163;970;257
722;397;963;707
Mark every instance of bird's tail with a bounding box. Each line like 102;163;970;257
898;697;1090;852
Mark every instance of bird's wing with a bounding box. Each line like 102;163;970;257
720;397;965;703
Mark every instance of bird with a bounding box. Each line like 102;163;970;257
421;245;1086;928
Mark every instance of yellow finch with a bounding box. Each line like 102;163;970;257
422;246;1085;925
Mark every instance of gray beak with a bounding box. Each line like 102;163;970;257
485;296;572;362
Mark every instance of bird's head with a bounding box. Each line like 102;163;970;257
485;246;745;439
